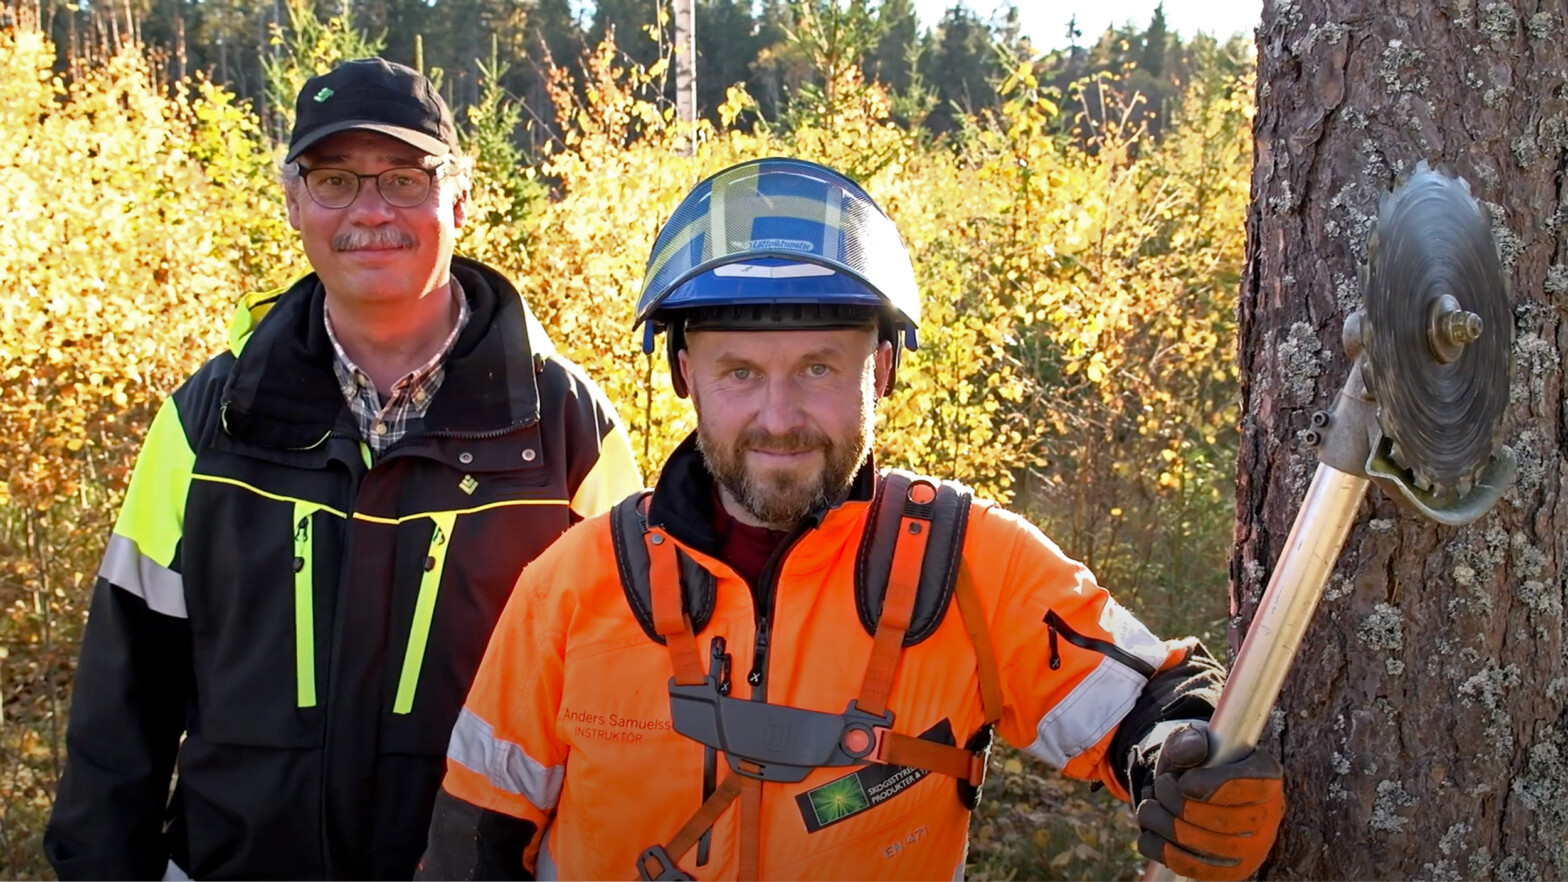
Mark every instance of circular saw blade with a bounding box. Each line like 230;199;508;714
1362;162;1512;497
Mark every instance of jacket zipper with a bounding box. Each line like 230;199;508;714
221;403;536;456
1043;610;1157;678
746;529;810;702
396;417;538;443
383;414;539;451
319;455;370;879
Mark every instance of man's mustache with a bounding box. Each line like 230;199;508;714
739;427;830;454
332;228;417;251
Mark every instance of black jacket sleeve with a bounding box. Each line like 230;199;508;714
45;388;205;879
44;575;192;880
417;790;538;881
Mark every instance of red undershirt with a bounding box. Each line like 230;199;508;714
709;484;788;589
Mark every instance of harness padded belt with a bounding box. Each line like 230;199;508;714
620;472;1004;882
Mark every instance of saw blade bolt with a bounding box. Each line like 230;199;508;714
1443;310;1483;345
1427;293;1484;364
1311;410;1331;428
1303;429;1322;448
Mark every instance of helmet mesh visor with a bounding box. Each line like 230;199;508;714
636;159;920;327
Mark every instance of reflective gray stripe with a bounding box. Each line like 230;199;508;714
1099;601;1169;670
1025;657;1146;768
99;533;187;619
536;827;558;881
448;707;564;810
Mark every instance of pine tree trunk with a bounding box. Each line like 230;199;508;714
1238;0;1568;878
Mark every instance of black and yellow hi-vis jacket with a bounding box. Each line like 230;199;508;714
44;256;642;881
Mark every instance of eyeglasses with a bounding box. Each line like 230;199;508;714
295;163;446;209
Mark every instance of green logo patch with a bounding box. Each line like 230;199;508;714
313;87;335;103
794;718;955;833
807;776;870;826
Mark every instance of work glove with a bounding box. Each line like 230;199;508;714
1134;723;1285;881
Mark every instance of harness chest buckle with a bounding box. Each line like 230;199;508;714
668;676;897;783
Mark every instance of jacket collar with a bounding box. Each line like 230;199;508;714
648;432;878;556
220;255;554;450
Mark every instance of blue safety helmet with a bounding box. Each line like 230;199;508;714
634;157;921;397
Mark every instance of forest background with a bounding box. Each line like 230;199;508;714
0;0;1255;877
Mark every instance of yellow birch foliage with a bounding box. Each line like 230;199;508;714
0;32;298;512
965;60;1255;642
0;34;302;877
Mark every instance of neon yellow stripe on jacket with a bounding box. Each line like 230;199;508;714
228;286;288;357
189;475;566;523
293;500;333;708
394;511;458;714
111;398;195;573
569;424;643;520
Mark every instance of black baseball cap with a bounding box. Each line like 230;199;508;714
285;57;459;163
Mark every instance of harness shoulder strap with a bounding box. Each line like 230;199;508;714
853;472;1003;810
610;492;717;645
855;468;972;645
854;468;1000;722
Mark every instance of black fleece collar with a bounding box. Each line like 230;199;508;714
220;255;543;450
648;432;878;555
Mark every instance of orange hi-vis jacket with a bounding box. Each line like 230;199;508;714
428;438;1223;880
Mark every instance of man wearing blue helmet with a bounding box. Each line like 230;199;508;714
420;159;1285;881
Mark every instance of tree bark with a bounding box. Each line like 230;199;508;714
1238;0;1568;878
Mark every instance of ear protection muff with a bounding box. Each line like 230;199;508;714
665;319;690;398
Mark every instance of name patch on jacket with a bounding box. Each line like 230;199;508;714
562;706;673;743
794;719;955;833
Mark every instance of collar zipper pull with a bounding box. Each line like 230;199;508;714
747;620;769;688
710;636;731;695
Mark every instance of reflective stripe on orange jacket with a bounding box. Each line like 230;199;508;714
433;438;1219;880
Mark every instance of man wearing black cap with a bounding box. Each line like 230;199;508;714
43;58;642;880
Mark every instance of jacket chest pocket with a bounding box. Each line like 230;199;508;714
377;504;570;757
186;494;345;748
390;511;457;717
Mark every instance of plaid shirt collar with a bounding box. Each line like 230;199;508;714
324;277;470;456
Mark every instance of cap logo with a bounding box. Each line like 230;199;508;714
313;87;335;103
732;238;815;252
